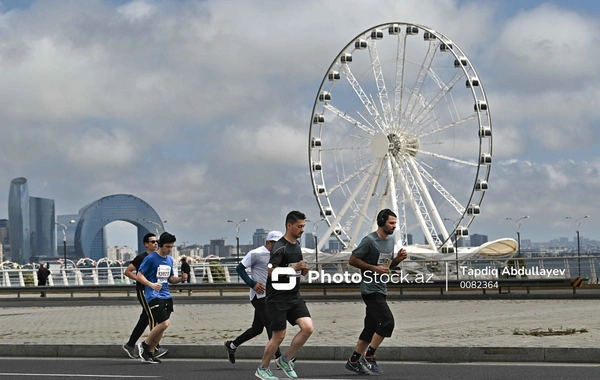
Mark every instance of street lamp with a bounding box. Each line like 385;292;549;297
443;218;461;280
566;215;590;277
228;219;248;263
55;220;76;271
506;216;529;258
147;220;167;236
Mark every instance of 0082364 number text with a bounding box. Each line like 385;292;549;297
459;280;498;289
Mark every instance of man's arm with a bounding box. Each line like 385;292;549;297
136;271;162;291
124;263;138;282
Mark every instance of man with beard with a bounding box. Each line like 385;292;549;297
255;211;313;380
345;209;407;375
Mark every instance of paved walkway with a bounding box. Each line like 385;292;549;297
1;298;597;348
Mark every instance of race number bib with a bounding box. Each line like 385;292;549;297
378;253;393;268
156;265;171;283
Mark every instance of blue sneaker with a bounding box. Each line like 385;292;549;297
345;356;372;375
365;355;382;375
255;366;278;380
276;356;298;379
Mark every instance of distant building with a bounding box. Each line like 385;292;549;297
29;197;56;258
210;239;226;257
252;228;268;249
8;178;30;263
304;232;315;249
470;234;488;247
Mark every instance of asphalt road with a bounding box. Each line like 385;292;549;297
0;358;598;380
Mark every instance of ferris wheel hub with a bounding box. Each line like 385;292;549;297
387;133;419;158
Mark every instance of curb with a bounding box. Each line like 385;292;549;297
1;345;598;363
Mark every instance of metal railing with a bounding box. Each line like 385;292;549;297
2;256;599;288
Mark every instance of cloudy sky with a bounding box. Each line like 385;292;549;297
0;0;599;250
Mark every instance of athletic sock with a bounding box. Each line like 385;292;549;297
350;351;362;362
281;354;292;362
366;345;377;357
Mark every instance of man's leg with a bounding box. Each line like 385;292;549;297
232;298;266;347
145;319;169;351
260;329;286;368
283;317;313;359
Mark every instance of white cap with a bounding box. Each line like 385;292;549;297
266;230;283;242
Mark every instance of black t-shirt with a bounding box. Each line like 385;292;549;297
265;237;303;303
131;252;149;291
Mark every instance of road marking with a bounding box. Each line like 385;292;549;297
0;374;159;378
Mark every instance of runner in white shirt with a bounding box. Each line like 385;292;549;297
224;231;284;364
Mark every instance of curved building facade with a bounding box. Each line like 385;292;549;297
8;178;30;264
73;194;164;260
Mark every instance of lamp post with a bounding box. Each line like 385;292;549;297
228;219;248;263
55;220;76;270
147;220;167;236
566;215;590;277
443;218;460;280
506;216;529;258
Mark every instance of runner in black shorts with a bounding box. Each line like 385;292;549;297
121;233;167;359
255;211;313;380
135;232;187;364
345;209;407;375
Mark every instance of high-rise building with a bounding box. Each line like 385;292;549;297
470;233;488;247
304;232;315;249
252;228;268;248
29;197;56;258
210;239;226;257
8;177;30;264
0;219;9;246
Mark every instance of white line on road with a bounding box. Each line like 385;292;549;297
0;374;159;378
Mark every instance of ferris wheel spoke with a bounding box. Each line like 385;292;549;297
417;114;478;138
414;161;466;214
368;39;393;130
348;158;385;248
393;33;408;128
327;161;373;195
341;63;386;132
324;103;377;135
316;159;382;252
406;158;449;241
391;157;441;248
412;69;466;125
319;145;369;152
417;150;478;167
401;40;440;128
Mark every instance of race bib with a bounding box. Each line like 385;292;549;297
378;253;393;268
156;265;171;283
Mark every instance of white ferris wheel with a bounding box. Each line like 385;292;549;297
309;23;492;254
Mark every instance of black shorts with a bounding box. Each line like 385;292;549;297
359;292;394;341
148;298;173;325
266;299;311;332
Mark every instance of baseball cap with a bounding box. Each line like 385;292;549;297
266;230;283;242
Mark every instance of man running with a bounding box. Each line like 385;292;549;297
345;208;407;375
136;232;187;363
121;233;168;359
224;230;283;364
256;211;313;380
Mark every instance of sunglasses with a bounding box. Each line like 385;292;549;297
148;240;158;244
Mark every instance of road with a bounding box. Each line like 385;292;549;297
0;358;597;380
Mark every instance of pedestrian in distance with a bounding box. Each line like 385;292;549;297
345;208;407;375
256;211;313;380
224;230;284;364
37;263;51;298
121;233;168;359
135;232;188;364
179;257;191;292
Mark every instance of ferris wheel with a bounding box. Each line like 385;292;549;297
309;22;492;253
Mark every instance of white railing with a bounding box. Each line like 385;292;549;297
1;256;599;288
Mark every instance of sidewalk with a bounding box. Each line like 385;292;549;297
1;299;599;362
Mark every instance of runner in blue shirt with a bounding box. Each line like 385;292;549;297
135;232;187;363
